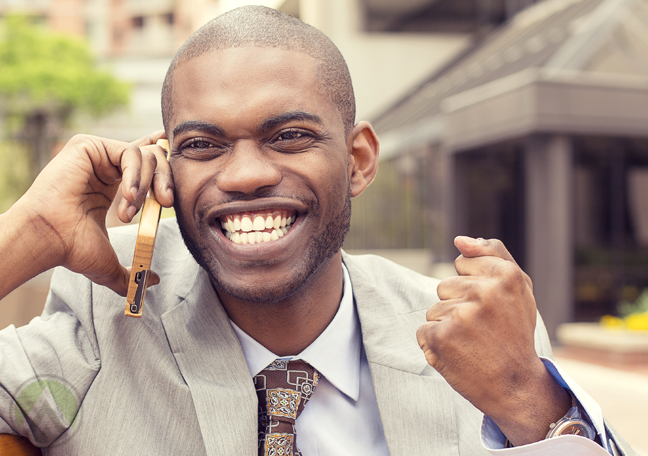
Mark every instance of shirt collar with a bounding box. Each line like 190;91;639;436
231;263;361;401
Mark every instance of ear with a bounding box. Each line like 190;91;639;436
348;121;379;198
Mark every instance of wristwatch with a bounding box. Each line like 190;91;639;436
545;390;595;440
504;390;595;448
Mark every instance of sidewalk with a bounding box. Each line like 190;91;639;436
554;352;648;455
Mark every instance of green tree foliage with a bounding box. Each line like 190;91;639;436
0;141;30;213
0;15;129;179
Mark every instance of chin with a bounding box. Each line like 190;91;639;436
174;193;351;305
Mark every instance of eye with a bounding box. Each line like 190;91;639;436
276;130;305;141
188;139;212;149
270;129;316;153
177;137;226;160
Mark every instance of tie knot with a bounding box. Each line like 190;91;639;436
254;359;319;422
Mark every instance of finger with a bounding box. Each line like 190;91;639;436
455;253;533;291
83;247;131;296
147;270;160;288
116;147;158;222
425;298;463;322
123;267;161;288
416;320;451;367
114;143;143;204
454;254;511;277
148;145;174;208
71;136;142;221
437;275;469;300
130;131;166;148
117;197;137;224
416;322;438;366
115;146;144;223
136;147;158;205
454;236;517;265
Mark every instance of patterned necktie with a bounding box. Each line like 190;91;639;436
254;359;320;456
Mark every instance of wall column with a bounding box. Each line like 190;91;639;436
524;135;574;341
443;153;470;263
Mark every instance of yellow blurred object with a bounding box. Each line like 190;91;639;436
161;207;176;219
600;315;625;329
625;312;648;331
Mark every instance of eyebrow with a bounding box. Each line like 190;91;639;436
258;111;324;134
172;120;224;139
172;111;324;139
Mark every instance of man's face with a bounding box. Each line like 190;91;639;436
169;46;352;303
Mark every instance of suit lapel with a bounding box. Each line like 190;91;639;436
161;267;258;456
344;253;462;455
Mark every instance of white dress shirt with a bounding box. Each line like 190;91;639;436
232;264;614;455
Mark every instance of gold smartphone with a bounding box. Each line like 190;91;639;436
124;138;169;318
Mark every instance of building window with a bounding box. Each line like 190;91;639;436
361;0;541;33
132;16;144;29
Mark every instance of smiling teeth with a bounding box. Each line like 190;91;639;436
252;216;265;231
221;211;296;244
241;217;253;232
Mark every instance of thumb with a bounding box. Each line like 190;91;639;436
454;236;517;264
86;264;161;297
83;253;131;297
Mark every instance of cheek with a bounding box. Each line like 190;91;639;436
173;157;222;190
310;161;349;215
171;163;195;204
171;161;213;223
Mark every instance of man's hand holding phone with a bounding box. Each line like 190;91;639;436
0;132;174;300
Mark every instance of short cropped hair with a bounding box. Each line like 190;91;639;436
161;6;355;135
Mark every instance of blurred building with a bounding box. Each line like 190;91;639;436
365;0;648;338
0;0;528;323
0;0;517;138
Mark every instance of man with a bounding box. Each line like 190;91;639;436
0;6;635;455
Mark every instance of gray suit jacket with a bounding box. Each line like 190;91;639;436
0;219;635;455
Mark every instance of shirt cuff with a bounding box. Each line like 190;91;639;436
480;357;611;455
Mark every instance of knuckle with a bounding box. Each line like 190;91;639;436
426;303;439;322
436;279;448;297
417;321;444;349
154;147;168;162
124;143;143;159
68;134;99;151
452;305;468;325
495;259;517;277
489;238;507;257
416;324;432;347
139;149;159;166
526;273;534;291
464;282;483;302
454;254;465;270
489;238;504;250
497;261;526;289
69;133;89;144
437;276;459;300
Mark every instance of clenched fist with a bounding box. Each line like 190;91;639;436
416;236;570;446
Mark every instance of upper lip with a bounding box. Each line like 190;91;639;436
205;197;309;225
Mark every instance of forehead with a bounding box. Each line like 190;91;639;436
169;47;340;133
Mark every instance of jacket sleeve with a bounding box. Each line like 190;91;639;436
0;266;101;447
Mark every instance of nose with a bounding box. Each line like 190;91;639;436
216;141;282;195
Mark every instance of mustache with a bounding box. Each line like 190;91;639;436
194;190;320;224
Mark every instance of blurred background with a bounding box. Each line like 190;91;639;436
2;0;648;452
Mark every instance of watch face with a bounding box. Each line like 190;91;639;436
559;423;591;436
552;419;595;440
